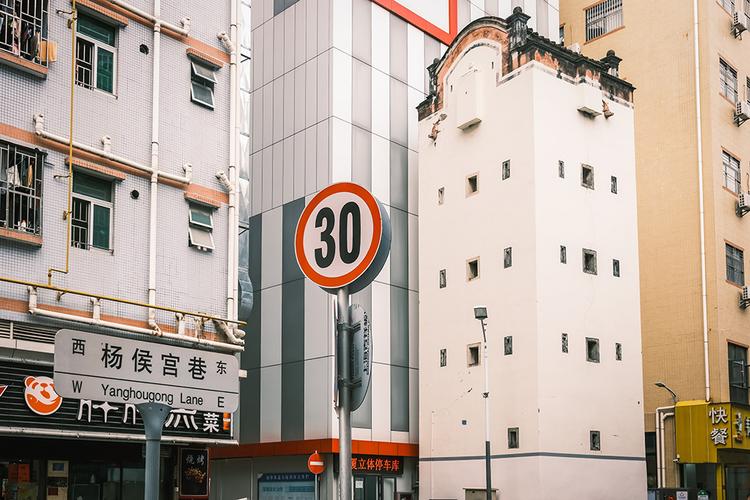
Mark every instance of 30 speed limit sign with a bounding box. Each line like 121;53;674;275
295;182;391;293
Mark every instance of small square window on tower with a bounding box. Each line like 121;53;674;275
613;259;621;277
467;258;480;281
590;430;601;451
502;160;511;180
615;343;622;361
438;187;445;205
508;427;519;449
466;174;479;196
504;247;512;268
467;343;480;367
440;348;447;367
583;249;598;275
504;336;513;355
439;269;447;288
562;333;569;353
558;160;565;178
586;337;600;363
560;245;567;264
611;176;618;194
581;164;594;189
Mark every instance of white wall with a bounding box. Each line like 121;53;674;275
418;38;645;500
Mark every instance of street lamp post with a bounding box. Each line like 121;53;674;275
474;306;492;500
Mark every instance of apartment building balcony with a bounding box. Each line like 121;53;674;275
0;0;51;77
0;140;43;247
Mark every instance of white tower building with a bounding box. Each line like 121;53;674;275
417;13;646;500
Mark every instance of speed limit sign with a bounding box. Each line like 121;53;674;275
295;182;391;294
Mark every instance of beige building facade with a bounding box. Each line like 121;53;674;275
561;0;750;497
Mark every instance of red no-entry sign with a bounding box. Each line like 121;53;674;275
308;451;325;475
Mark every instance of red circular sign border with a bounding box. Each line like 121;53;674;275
308;451;325;475
295;183;383;289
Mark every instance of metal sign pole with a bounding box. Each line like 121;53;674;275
337;287;352;500
315;473;319;500
137;402;171;500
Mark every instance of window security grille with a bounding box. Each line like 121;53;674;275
729;343;748;404
726;243;745;286
721;59;738;104
0;0;49;65
723;151;741;194
585;0;623;41
0;141;44;236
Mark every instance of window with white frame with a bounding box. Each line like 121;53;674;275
188;204;215;251
190;61;217;109
71;172;113;250
75;14;117;93
720;58;738;104
585;0;623;41
723;150;741;194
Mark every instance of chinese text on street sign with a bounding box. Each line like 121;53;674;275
54;329;238;412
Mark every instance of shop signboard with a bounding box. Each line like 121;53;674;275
333;455;404;476
0;359;232;442
676;401;750;463
54;329;239;413
179;448;209;499
258;473;315;500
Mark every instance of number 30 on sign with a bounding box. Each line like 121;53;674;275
295;183;391;294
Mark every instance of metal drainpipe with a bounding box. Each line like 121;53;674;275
147;0;161;330
693;0;710;403
226;0;239;323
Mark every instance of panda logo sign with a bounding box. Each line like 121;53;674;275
24;375;63;416
295;183;391;294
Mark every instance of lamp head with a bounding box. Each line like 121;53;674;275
473;306;488;321
655;382;666;389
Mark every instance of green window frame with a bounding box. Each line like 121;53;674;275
71;172;113;251
75;14;117;93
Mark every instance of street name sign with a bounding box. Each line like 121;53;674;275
349;304;372;412
295;182;391;294
54;329;239;413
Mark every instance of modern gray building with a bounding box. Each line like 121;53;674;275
0;0;246;497
211;2;560;500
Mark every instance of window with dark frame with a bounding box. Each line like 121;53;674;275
726;243;745;286
0;140;44;236
190;61;218;109
438;187;444;205
504;247;512;268
583;249;598;275
439;269;447;288
720;58;738;104
508;427;519;449
75;14;117;93
467;344;480;367
502;160;511;180
560;245;567;264
582;164;594;189
729;343;748;404
558;160;565;178
440;348;447;367
611;176;618;194
504;336;513;355
723;150;741;194
586;337;600;363
467;258;479;281
562;333;569;353
615;343;623;361
590;430;601;451
467;174;478;195
613;259;620;277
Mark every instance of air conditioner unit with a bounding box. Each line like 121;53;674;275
741;286;750;309
567;43;582;53
735;100;750;126
738;192;750;217
733;11;748;37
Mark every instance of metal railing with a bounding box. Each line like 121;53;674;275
0;0;49;65
585;0;623;41
0;141;43;236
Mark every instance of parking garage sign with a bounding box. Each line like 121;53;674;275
53;329;239;412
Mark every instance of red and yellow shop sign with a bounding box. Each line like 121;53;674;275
676;401;750;463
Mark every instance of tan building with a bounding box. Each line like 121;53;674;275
560;0;750;498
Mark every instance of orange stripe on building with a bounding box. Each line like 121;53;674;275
210;439;419;459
